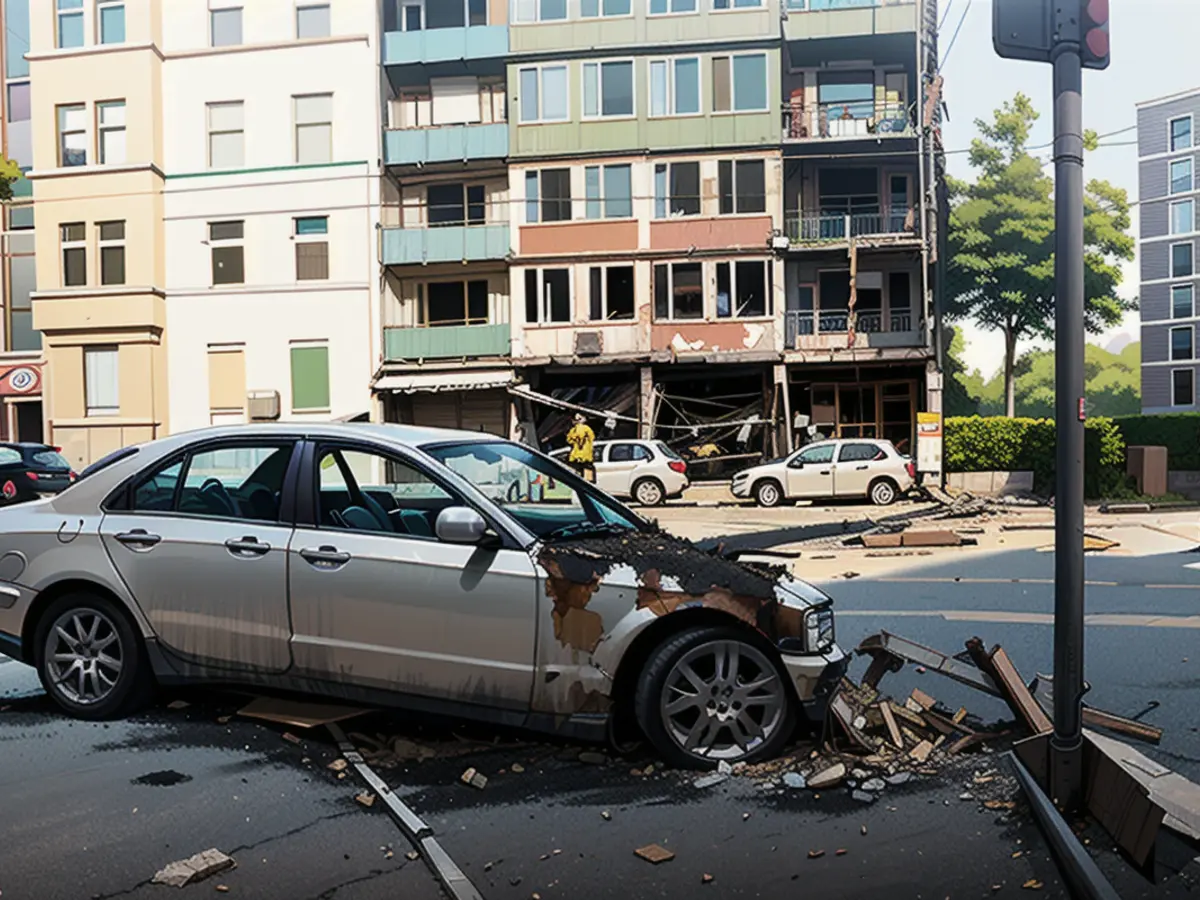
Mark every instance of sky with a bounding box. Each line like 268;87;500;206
938;0;1196;380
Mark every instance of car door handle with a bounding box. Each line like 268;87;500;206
300;545;351;568
115;529;161;549
225;536;271;557
819;470;831;475
855;465;869;471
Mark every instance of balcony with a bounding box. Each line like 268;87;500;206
784;210;918;247
383;26;508;67
384;323;510;361
783;102;912;142
783;0;918;39
381;224;511;266
785;309;921;351
385;123;508;167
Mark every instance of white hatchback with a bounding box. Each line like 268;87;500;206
731;439;916;507
551;440;689;506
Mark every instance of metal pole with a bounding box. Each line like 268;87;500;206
1050;39;1086;814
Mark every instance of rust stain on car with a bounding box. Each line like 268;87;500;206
542;558;606;652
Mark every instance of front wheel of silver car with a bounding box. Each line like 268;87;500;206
754;480;783;508
34;592;155;720
635;627;795;769
633;477;665;507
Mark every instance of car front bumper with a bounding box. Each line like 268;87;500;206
780;642;849;727
0;582;36;663
730;479;751;499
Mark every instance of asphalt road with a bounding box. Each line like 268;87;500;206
1;541;1197;900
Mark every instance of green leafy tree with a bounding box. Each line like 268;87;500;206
0;156;21;203
942;325;979;417
946;94;1136;416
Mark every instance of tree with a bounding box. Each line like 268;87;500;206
942;325;979;417
0;156;20;203
946;94;1136;416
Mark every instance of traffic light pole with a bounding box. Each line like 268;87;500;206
1050;38;1086;814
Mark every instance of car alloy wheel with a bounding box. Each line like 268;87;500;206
43;607;124;706
658;639;787;763
756;481;781;507
870;480;897;506
634;478;665;507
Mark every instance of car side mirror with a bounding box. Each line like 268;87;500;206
435;507;498;547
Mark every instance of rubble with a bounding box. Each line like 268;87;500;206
634;845;675;865
152;849;235;888
807;763;847;789
460;768;488;790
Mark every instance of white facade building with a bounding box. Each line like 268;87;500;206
162;0;380;433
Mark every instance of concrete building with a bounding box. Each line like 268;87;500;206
1137;87;1199;413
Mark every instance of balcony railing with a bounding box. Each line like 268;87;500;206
785;210;915;244
383;26;508;66
785;309;916;345
381;224;511;266
782;102;912;141
384;323;510;361
385;123;509;166
785;0;915;9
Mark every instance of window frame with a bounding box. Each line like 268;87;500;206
97;100;126;165
647;0;698;16
712;0;763;8
56;0;84;49
1172;284;1196;320
1170;198;1195;236
1170;325;1194;362
207;100;245;170
712;51;769;114
648;55;702;118
84;345;120;417
294;93;333;165
426;181;488;227
57;103;87;168
653;160;701;218
61;222;86;288
209;219;246;286
511;0;569;23
98;220;126;286
582;58;636;120
294;215;329;282
580;0;633;18
1169;115;1193;153
1172;368;1196;407
584;163;633;220
1169;157;1194;196
523;267;573;325
419;279;491;327
652;260;705;321
290;342;331;412
525;168;571;224
97;0;126;44
210;6;244;47
715;258;772;319
295;2;331;38
718;157;767;215
517;64;569;124
1171;241;1195;278
587;264;636;322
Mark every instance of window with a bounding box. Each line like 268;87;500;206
654;161;700;217
296;3;331;37
512;0;568;21
649;57;700;117
718;159;766;214
132;445;294;520
61;222;86;287
207;101;244;169
295;94;333;164
1172;242;1195;278
582;60;634;118
716;260;770;318
653;262;703;320
608;443;651;462
589;265;635;320
57;0;83;48
713;0;762;6
1170;116;1193;153
97;101;125;165
98;0;125;43
1173;368;1195;407
838;442;884;463
428;183;486;226
422;280;489;326
84;347;119;416
649;0;697;13
210;7;243;47
98;221;125;285
524;268;571;324
210;220;245;285
316;447;456;537
1170;158;1193;195
526;169;570;223
1171;200;1195;235
1173;284;1195;319
208;346;246;416
295;216;329;281
585;164;632;219
291;343;330;411
581;0;631;16
1171;326;1194;361
712;53;768;112
793;444;835;465
518;65;568;123
57;104;86;167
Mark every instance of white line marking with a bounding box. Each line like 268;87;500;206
835;610;1200;629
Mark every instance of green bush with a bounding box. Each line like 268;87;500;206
1113;414;1200;471
944;416;1125;497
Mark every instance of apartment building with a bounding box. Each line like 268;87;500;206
377;0;943;465
1137;88;1199;414
161;1;379;433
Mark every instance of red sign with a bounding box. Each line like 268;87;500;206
0;363;42;397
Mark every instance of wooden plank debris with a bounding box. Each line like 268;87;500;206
965;638;1051;735
879;702;903;749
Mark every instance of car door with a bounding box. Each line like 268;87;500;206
834;442;882;497
99;439;299;673
286;441;538;710
598;443;640;497
784;443;836;499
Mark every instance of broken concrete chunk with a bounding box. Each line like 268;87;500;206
884;772;912;786
851;790;877;804
807;763;846;790
634;844;676;864
355;792;376;808
152;849;235;888
328;759;348;773
861;778;886;792
717;760;733;776
460;768;488;789
693;773;729;790
783;772;807;790
910;741;934;763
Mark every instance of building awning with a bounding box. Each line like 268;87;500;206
374;369;515;394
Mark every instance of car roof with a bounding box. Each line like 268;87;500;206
0;442;55;450
164;421;503;448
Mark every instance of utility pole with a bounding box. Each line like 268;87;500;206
993;0;1109;815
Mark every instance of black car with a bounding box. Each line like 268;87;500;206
0;443;76;505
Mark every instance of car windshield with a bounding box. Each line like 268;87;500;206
423;440;644;540
30;449;71;469
655;442;682;461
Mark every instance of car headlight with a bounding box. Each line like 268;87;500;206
803;605;835;653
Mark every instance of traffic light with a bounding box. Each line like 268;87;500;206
1081;0;1110;70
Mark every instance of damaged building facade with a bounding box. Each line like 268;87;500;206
375;0;946;470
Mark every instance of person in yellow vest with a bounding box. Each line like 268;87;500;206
565;414;595;482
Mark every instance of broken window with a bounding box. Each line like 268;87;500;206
427;183;486;227
654;161;700;217
718;159;766;215
589;265;635;321
653;262;703;320
715;260;770;318
525;268;571;324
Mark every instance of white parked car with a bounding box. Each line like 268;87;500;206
731;439;916;507
550;440;689;506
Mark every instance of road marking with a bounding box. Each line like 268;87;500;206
839;577;1198;589
836;610;1200;629
327;723;483;900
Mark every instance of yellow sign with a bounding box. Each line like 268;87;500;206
917;412;942;438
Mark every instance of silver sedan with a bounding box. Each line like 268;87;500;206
0;423;846;768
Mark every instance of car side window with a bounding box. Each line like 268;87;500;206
130;444;295;522
316;447;457;539
838;443;883;463
631;445;651;462
0;448;21;465
609;444;634;462
795;445;835;466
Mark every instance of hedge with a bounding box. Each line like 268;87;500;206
1113;414;1200;471
944;416;1125;497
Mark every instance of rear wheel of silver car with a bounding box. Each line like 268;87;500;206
635;626;795;769
869;478;898;506
755;479;783;508
633;477;665;507
34;592;154;720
